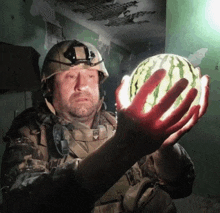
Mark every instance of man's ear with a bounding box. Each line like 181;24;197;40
42;76;55;103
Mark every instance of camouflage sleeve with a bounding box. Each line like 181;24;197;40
139;143;195;199
1;126;94;213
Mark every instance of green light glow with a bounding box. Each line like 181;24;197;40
206;0;220;31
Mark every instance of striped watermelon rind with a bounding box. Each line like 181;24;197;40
129;54;201;120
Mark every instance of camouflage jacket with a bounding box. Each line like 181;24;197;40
1;103;195;213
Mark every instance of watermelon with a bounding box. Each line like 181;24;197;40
129;54;201;120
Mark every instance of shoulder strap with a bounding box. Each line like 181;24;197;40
39;125;49;161
101;111;117;129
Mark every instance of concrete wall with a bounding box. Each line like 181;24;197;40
166;0;220;199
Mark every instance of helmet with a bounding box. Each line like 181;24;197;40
41;40;108;110
41;40;109;84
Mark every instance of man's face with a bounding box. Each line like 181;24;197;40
52;66;100;119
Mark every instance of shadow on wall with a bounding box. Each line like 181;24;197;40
103;75;119;113
174;194;220;213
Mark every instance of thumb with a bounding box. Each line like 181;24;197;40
115;75;131;110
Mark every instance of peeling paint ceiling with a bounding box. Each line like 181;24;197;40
51;0;166;54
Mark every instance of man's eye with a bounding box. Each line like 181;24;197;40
67;74;76;79
89;75;95;78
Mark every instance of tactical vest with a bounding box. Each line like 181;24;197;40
42;111;175;213
46;111;143;212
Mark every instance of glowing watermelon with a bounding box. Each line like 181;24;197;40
129;54;201;120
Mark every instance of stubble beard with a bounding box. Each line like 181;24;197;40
69;101;99;118
67;91;100;122
55;91;100;124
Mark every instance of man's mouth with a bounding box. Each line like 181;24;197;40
75;97;90;102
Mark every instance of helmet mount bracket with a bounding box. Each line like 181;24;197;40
63;41;96;66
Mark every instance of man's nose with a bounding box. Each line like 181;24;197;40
75;72;88;91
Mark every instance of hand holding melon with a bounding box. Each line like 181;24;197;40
115;54;209;153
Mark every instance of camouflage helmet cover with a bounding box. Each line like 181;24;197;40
41;40;109;84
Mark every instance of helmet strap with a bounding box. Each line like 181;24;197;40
45;98;56;115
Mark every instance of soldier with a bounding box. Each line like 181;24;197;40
1;40;209;213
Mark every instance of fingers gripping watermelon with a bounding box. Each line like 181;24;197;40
129;54;201;120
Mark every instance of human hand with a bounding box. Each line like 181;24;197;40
160;67;210;148
115;69;200;156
